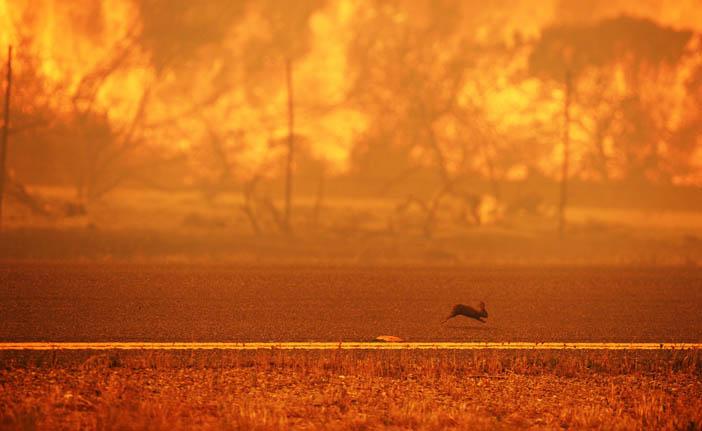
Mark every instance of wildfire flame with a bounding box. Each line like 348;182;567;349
0;0;701;183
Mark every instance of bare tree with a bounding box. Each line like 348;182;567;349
530;16;693;235
347;2;517;237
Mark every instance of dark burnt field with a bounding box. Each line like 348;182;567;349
0;263;701;342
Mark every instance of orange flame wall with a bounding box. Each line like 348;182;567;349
0;0;701;183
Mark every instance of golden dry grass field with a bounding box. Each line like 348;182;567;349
1;349;701;430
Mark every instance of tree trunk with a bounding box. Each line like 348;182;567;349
284;58;294;233
0;46;12;231
480;136;501;201
312;168;325;229
558;70;572;237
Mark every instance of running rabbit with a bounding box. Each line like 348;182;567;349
442;302;488;323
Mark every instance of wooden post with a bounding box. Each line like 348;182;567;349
558;70;571;238
284;58;294;232
0;46;12;232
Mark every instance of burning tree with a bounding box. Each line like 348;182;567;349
529;15;694;234
347;1;527;237
137;0;329;234
2;3;176;204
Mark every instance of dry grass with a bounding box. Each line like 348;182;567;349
1;349;701;430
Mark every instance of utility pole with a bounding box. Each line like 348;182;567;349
284;58;294;233
558;69;571;238
0;46;12;232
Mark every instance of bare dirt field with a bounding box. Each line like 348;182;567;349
0;263;700;342
1;349;700;430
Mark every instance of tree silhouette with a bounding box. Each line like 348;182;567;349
347;1;528;235
529;15;693;234
248;1;327;233
137;1;326;233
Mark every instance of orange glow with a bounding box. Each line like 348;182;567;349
0;1;700;203
4;2;700;180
